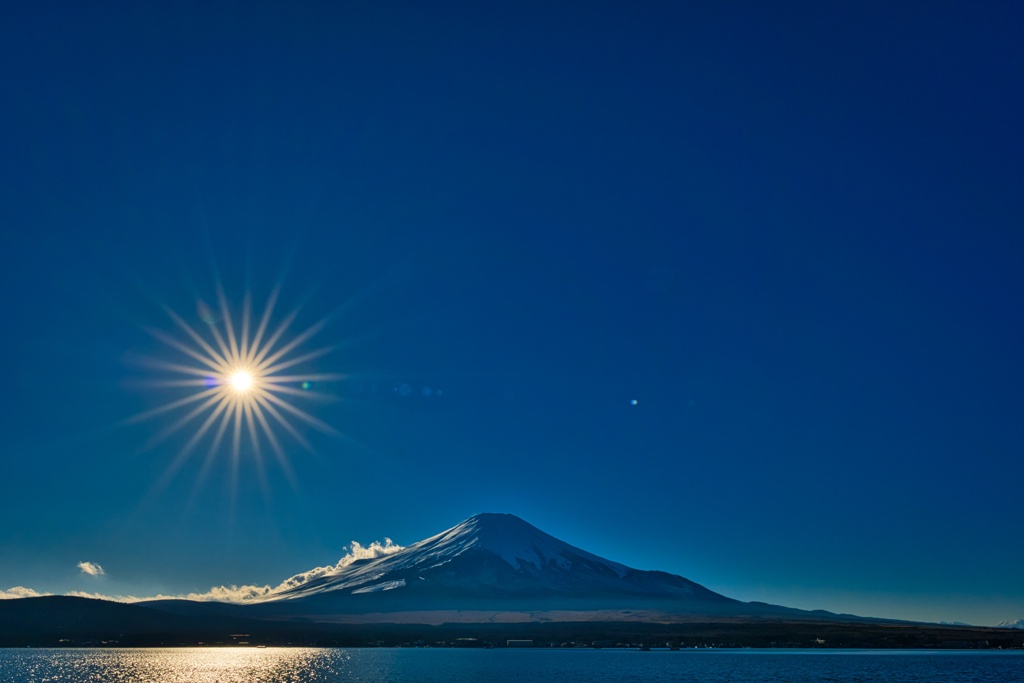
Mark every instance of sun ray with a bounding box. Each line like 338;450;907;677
243;400;261;455
150;392;225;441
252;401;284;459
148;325;225;374
253;404;297;491
200;406;233;483
127;386;222;424
228;403;242;510
255;319;328;371
259;345;337;376
242;400;269;494
264;384;335;400
261;391;338;435
240;290;252;363
144;378;219;388
180;399;232;460
250;308;301;369
255;394;313;452
155;399;232;492
134;359;221;379
205;312;236;370
234;399;246;458
217;282;242;366
164;307;230;366
261;372;348;384
141;393;225;455
248;285;280;363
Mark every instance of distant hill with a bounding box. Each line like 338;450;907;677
0;595;264;646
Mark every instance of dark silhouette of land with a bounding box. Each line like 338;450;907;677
1;596;1021;649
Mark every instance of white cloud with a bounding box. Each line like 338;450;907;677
0;586;50;599
0;539;405;605
337;538;404;567
167;585;276;603
1;585;277;604
77;561;105;576
3;584;275;604
66;590;125;601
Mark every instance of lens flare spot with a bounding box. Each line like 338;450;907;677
196;299;219;324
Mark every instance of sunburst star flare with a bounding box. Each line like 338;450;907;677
128;283;346;492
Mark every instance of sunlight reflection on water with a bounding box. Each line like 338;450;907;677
1;648;1023;683
0;648;348;683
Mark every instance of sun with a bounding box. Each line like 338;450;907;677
230;370;254;393
128;282;344;490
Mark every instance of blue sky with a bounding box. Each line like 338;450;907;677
1;1;1022;626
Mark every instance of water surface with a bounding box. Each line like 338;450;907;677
1;647;1022;683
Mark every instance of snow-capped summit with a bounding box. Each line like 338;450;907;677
391;512;629;577
997;618;1024;629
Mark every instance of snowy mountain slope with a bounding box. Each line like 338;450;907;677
251;513;728;607
142;513;870;622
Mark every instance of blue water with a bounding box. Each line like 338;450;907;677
0;648;1021;682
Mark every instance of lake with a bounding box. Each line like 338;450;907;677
1;647;1022;682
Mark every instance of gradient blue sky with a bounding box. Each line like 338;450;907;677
1;1;1022;626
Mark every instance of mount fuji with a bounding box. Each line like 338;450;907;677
144;513;854;623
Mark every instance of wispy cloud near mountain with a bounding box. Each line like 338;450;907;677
178;538;407;604
261;539;403;597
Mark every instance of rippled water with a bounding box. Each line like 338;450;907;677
1;648;1022;683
